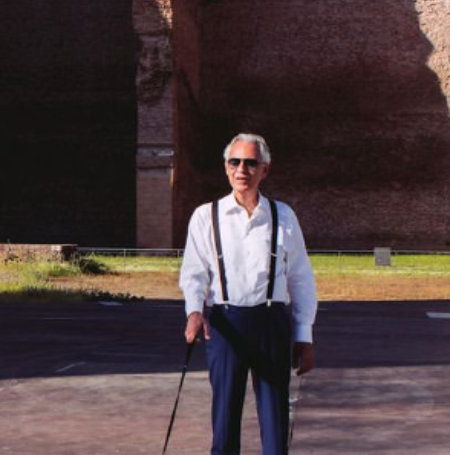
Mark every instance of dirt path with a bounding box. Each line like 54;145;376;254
53;272;450;301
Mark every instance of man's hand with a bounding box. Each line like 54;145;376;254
292;342;315;376
185;311;210;343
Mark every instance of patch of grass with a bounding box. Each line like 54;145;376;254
1;260;78;287
0;284;88;302
2;253;450;302
0;257;113;300
310;253;450;276
85;255;182;273
0;287;141;303
79;253;450;276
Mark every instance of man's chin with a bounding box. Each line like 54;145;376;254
234;184;251;193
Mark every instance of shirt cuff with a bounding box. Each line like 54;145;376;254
293;324;313;344
185;300;205;318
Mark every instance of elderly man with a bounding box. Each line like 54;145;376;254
179;133;317;455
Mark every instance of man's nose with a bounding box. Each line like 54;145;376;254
237;161;248;172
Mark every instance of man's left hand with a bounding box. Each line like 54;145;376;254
292;342;315;376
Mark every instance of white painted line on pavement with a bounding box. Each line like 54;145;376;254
55;362;86;373
98;301;124;307
28;317;105;321
427;312;450;319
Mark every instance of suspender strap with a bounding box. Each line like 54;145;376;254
212;200;229;302
211;198;279;304
267;199;279;303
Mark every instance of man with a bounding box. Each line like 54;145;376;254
179;133;317;455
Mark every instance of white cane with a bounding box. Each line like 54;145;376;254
288;375;303;451
162;341;195;455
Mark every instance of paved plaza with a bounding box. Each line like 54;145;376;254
0;299;449;454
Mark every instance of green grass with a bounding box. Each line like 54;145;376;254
1;253;450;300
1;260;80;285
0;257;105;299
310;253;450;276
0;255;182;300
73;253;450;276
90;255;183;273
88;253;450;276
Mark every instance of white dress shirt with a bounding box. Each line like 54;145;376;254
179;193;317;343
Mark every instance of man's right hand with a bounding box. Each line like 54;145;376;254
185;311;210;343
292;342;315;376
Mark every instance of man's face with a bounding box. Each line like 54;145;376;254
225;140;269;196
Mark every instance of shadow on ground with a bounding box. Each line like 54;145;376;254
0;299;449;381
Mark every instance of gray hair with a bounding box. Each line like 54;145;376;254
223;133;271;164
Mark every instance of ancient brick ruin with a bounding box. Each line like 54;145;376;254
1;0;450;250
170;0;450;250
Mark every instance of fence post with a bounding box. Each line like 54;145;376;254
374;247;391;266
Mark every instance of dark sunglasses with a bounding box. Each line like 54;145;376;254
227;158;261;169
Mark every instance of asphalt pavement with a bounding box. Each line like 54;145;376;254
0;299;449;455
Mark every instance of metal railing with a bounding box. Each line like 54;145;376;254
78;247;450;258
78;247;185;258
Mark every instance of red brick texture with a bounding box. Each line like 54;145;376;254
171;0;450;249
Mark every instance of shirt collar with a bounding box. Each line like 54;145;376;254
222;192;270;215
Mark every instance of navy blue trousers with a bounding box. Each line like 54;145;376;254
206;303;291;455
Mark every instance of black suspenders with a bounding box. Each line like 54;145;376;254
212;199;230;302
267;199;279;303
212;199;279;304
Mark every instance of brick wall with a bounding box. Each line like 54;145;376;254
1;0;449;250
136;151;173;247
172;0;450;249
172;0;214;247
134;0;175;248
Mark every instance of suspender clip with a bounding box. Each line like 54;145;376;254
267;300;272;307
